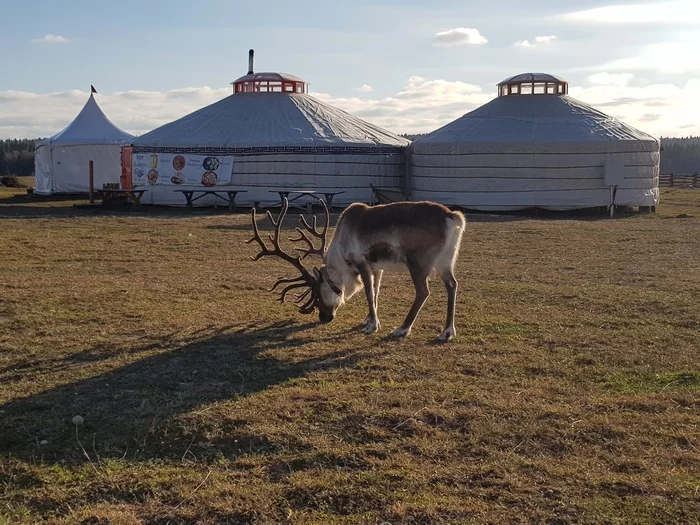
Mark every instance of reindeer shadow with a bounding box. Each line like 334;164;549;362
0;320;373;462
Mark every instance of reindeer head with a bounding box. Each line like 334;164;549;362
246;197;340;323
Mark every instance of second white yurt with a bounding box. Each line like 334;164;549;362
35;91;134;195
410;73;660;211
126;51;409;207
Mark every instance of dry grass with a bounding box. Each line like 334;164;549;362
1;189;699;524
0;176;32;194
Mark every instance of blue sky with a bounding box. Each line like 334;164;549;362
1;0;698;138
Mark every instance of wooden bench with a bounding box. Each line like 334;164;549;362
265;190;345;213
100;188;148;208
174;188;248;211
370;184;406;205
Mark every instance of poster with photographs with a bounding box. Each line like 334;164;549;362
132;153;234;187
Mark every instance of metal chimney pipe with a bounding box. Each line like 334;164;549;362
248;49;254;74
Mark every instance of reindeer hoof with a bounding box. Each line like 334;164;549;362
437;327;456;342
361;320;380;334
389;327;411;338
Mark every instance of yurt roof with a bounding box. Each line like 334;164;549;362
132;92;409;149
414;73;658;151
38;93;134;146
498;72;566;85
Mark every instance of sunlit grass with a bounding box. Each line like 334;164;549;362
1;188;699;523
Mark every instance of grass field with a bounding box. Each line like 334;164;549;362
1;188;699;524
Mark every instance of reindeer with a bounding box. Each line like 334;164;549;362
247;197;466;341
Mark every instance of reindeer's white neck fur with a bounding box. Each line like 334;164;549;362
323;232;362;304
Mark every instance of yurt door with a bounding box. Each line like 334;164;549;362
120;147;133;189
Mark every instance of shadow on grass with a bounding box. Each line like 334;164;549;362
0;320;373;462
0;196;247;220
2;192;643;223
458;206;644;223
0;327;216;379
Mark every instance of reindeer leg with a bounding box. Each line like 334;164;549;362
358;266;380;334
373;269;383;306
437;270;458;342
390;260;430;338
362;269;383;329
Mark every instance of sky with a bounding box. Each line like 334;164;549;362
1;0;698;139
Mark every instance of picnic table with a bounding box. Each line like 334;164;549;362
100;188;148;208
369;183;406;205
174;188;248;211
266;190;345;213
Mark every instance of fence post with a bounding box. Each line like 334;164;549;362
89;160;94;204
694;171;698;188
670;173;674;187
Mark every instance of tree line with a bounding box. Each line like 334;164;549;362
0;139;39;177
2;136;700;178
657;136;700;174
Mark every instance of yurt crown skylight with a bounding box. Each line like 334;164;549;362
497;73;568;97
231;49;309;94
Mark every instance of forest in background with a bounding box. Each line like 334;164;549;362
0;139;37;179
1;136;700;180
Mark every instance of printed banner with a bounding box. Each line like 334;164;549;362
132;153;234;187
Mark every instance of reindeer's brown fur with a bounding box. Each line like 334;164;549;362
333;202;464;266
321;201;466;341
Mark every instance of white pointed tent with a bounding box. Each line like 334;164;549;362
34;93;134;195
410;73;660;211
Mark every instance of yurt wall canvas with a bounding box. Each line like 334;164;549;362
35;94;134;195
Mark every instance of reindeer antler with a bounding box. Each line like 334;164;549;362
289;198;330;259
246;198;320;312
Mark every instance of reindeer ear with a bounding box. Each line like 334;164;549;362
313;267;322;280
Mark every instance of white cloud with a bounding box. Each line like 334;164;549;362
313;77;492;134
588;72;634;87
32;34;70;44
601;40;700;74
433;27;488;47
639;113;661;122
570;78;700;137
0;87;230;139
515;35;558;48
560;0;695;24
353;84;373;93
2;77;698;140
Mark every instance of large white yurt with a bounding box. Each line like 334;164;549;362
410;73;660;211
35;91;134;195
127;51;409;207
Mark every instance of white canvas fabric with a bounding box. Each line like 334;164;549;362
33;144;53;195
410;94;660;210
34;94;133;194
131;92;409;206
